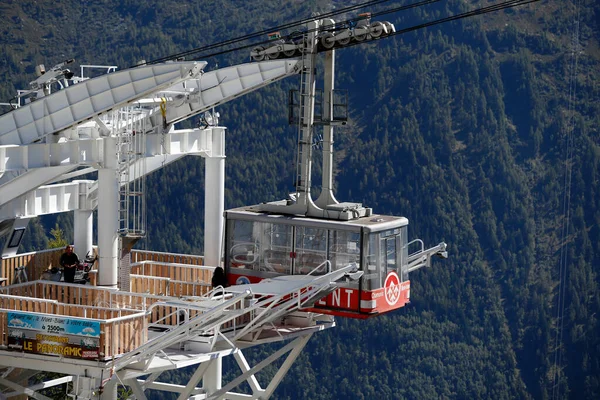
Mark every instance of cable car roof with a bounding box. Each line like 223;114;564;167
225;206;408;233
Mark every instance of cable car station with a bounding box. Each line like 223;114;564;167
0;15;447;400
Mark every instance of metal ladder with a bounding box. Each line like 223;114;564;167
114;107;147;238
294;25;318;196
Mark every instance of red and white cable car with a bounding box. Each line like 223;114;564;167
224;207;447;319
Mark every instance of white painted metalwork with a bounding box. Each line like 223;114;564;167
203;128;226;267
115;107;148;237
0;127;224;222
145;59;301;132
315;19;339;209
252;20;371;220
0;62;205;146
0;15;446;400
97;138;119;288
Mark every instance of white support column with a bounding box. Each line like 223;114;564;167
296;20;319;208
316;19;338;209
203;127;225;268
203;358;222;395
97;138;118;288
74;209;93;259
100;379;117;400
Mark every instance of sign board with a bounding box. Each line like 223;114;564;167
6;311;101;360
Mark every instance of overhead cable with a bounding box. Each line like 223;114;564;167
190;0;442;61
145;0;400;65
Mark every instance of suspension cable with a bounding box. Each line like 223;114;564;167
551;0;580;398
144;0;399;65
172;0;441;63
340;0;542;50
189;0;540;61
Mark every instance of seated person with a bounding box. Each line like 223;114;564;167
59;245;80;283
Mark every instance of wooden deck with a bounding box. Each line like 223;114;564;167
0;249;217;362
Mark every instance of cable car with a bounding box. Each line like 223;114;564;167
224;206;447;319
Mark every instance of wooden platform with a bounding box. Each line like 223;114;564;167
0;249;216;362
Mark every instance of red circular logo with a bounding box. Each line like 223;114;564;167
384;271;401;306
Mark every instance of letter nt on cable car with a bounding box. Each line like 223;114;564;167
224;206;447;319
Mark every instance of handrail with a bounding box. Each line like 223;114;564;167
3;247;63;259
0;294;58;304
132;249;205;260
132;260;215;272
306;260;331;276
406;239;425;260
131;274;171;281
112;290;251;371
406;242;447;273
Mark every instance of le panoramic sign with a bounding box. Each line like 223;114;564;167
7;311;101;360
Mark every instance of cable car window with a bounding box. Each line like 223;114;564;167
328;230;360;288
385;237;397;273
364;232;382;291
228;219;259;271
399;226;407;281
295;227;327;275
262;223;293;275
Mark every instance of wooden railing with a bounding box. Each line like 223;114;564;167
0;281;115;307
130;274;212;298
0;248;203;286
0;249;225;360
130;260;213;283
0;294;57;314
100;313;148;359
0;248;63;284
0;287;147;360
169;279;212;297
131;249;204;266
130;275;170;296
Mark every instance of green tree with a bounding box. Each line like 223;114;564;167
47;224;68;249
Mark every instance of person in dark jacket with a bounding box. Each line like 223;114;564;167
59;245;80;283
211;266;228;289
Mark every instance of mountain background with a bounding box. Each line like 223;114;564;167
1;0;599;398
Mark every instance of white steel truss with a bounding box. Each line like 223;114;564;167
0;127;224;221
0;264;358;399
0;62;206;146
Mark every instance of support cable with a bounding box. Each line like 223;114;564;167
143;0;399;65
339;0;542;50
187;0;540;61
551;0;580;398
189;0;442;61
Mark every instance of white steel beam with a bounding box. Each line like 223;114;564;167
263;333;312;398
11;375;74;393
178;360;213;400
0;352;106;378
207;336;311;400
0;128;220;175
97;161;118;287
0;165;76;207
0;62;206;146
0;377;54;400
124;378;149;400
146;60;301;130
74;208;93;257
315;21;339;209
0;139;102;173
233;352;262;395
203;128;225;267
0;127;221;221
0;181;91;220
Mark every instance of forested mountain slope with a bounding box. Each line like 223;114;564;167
1;0;598;398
